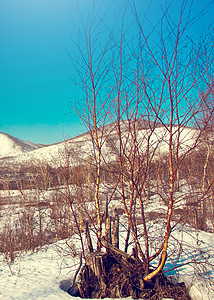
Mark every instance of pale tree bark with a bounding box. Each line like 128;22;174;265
70;0;214;285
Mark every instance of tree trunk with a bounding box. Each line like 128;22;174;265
112;208;119;248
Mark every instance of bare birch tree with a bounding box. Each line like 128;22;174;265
69;0;214;296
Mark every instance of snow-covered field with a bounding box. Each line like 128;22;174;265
0;185;213;300
0;223;213;300
0;128;213;299
0;241;79;300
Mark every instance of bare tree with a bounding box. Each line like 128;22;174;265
68;0;214;297
70;10;116;250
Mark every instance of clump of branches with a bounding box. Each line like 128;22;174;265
65;0;214;296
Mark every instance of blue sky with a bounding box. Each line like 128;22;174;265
0;0;213;144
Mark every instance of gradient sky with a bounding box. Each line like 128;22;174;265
0;0;213;144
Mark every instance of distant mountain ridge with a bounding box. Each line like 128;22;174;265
0;132;45;159
0;122;198;170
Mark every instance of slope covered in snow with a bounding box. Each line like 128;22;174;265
0;132;45;159
0;123;199;169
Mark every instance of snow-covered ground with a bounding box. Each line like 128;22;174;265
0;224;213;300
0;241;78;300
0;127;213;299
167;227;214;300
0;185;213;300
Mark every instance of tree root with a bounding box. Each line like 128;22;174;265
75;251;191;299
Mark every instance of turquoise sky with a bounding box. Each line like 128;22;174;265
0;0;213;144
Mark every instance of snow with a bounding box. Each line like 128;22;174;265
0;245;74;299
0;132;92;168
167;227;214;300
0;124;198;168
0;225;213;300
0;128;213;299
0;132;43;159
0;190;213;299
0;236;133;300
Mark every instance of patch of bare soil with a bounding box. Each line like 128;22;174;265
73;252;191;299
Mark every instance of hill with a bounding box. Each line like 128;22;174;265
0;132;45;159
0;123;198;168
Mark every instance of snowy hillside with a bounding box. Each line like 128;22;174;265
0;123;199;168
0;132;44;159
0;131;92;168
